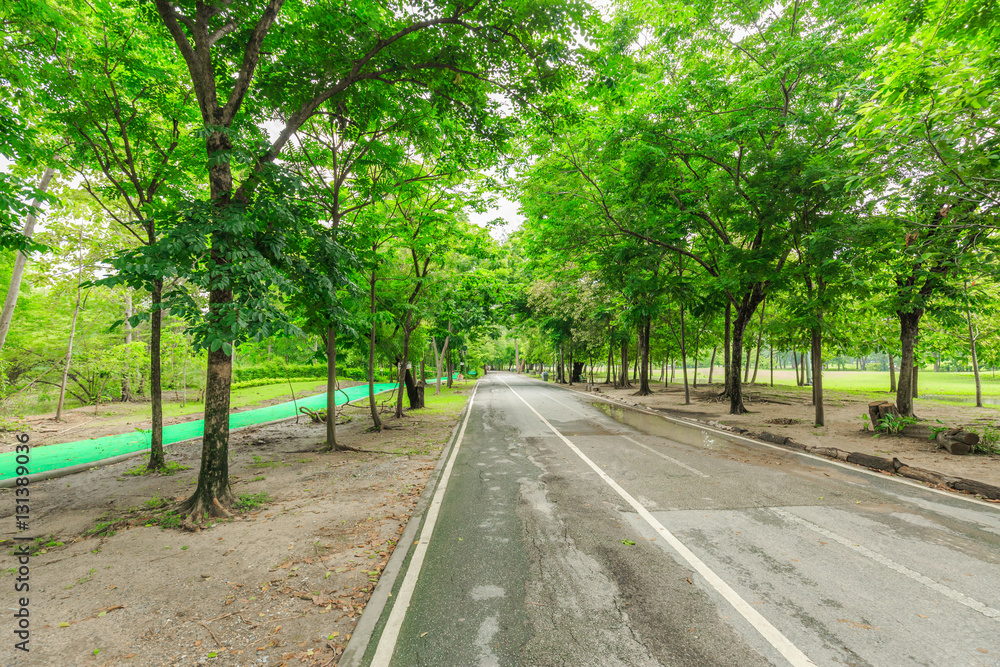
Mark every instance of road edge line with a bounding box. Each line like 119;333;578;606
340;380;479;667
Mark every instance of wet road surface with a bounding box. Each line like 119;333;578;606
361;373;1000;666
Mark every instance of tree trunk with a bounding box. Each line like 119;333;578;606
56;252;85;421
680;306;689;405
896;310;922;417
568;341;574;385
619;339;631;388
637;316;651;395
751;301;765;384
912;365;919;399
723;301;732;396
769;346;773;387
147;278;165;471
708;346;717;384
605;329;613;384
447;348;454;388
367;267;383;432
729;292;764;414
793;350;801;386
0;167;56;356
967;307;982;408
889;352;897;392
322;325;341;452
515;339;520;374
811;318;824;426
395;326;412;418
744;345;752;383
121;290;133;402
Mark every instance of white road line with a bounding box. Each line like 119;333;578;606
771;508;1000;620
620;434;710;478
370;383;479;666
496;375;816;667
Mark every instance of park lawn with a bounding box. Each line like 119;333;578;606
765;369;1000;398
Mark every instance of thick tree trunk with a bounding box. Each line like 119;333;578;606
181;340;235;519
728;292;764;415
619;339;631;388
0;167;56;356
912;365;919;399
147;279;165;471
896;310;923;417
637;316;652;396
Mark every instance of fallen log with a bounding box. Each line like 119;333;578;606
950;478;1000;500
757;431;790;445
935;428;978;455
895;464;953;486
846;452;896;473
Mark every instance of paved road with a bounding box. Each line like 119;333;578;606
361;373;1000;666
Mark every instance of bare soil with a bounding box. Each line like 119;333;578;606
0;387;471;666
563;379;1000;489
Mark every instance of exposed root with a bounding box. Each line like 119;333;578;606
177;488;236;527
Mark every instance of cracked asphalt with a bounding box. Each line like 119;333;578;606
369;373;1000;666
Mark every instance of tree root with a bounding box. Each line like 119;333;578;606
177;489;235;529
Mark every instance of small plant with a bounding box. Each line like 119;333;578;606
233;491;272;512
876;413;917;435
250;475;266;482
859;413;871;432
967;423;1000;455
157;513;182;530
144;494;167;509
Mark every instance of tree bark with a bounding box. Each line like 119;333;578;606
967;306;982;408
321;325;340;451
147;278;165;471
367;267;382;432
723;301;732;396
811;318;824;426
619;338;631;388
636;316;651;396
121;290;133;402
708;345;717;384
728;290;765;414
0;167;56;356
896;310;922;417
680;305;690;405
605;327;613;384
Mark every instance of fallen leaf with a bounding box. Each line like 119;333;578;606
58;622;71;628
918;614;927;618
195;640;203;647
420;632;428;637
978;649;989;654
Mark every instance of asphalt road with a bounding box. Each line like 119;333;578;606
360;373;1000;666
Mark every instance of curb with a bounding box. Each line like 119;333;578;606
339;381;478;666
531;377;1000;503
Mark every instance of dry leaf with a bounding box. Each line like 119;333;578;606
420;632;428;637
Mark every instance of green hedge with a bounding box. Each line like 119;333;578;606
233;362;385;383
233;362;325;382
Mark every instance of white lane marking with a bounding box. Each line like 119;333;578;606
771;508;1000;620
496;375;816;667
371;383;479;666
620;434;710;478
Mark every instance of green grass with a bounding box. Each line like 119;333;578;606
759;370;1000;398
233;491;272;512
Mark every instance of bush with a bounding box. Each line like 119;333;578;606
232;361;326;383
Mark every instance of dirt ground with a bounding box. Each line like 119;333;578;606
560;379;1000;490
0;386;472;667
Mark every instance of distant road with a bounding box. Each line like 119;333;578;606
361;373;1000;666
